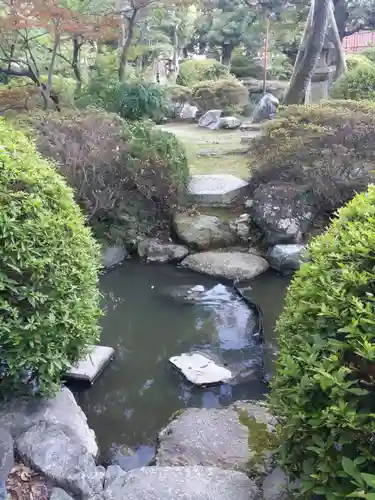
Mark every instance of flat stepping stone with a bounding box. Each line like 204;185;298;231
189;174;249;206
104;466;259;500
181;251;269;281
65;346;114;384
169;352;232;385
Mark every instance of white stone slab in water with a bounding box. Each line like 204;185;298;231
66;345;114;384
189;174;249;205
169;352;232;386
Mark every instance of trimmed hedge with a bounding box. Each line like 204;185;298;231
24;111;189;243
0;118;101;396
230;54;263;79
270;185;375;498
177;59;229;87
332;65;375;101
192;78;249;112
345;53;374;72
248;103;375;213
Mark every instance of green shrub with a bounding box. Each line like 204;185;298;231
345;53;374;72
332;65;375;100
0;118;101;396
230;54;263;79
192;77;249;112
164;84;192;104
26;111;189;243
77;80;168;121
176;59;229;87
360;46;375;64
270;185;375;498
248;103;375;213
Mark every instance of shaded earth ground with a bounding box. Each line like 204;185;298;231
157;122;260;180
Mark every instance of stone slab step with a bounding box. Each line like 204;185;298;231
189;174;249;206
65;345;114;384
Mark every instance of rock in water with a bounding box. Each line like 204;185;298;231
252;93;279;123
138;238;189;263
181;251;269;280
169;352;232;385
198;110;222;129
173;214;236;250
156;402;276;475
268;244;305;274
102;245;128;269
104;466;259;500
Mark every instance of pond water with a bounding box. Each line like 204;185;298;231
75;262;290;468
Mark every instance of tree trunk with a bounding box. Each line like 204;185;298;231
283;0;330;105
72;36;83;91
119;10;137;82
327;0;347;80
222;43;233;67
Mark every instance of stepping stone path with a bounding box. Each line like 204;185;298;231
189;174;249;205
169;352;232;385
65;345;115;384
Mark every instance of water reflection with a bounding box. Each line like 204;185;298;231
75;262;289;465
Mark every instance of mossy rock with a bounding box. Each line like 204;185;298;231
155;402;277;477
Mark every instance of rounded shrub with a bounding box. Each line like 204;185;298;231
0;118;101;396
164;84;192;105
176;59;229;87
332;65;375;100
230;54;263;79
345;53;374;72
270;185;375;498
360;46;375;64
192;78;249;112
25;111;189;243
248;103;375;213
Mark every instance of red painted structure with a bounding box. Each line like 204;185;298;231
343;31;375;53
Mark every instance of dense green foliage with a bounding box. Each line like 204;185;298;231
0;118;101;396
360;46;375;65
176;59;229;87
77;80;168;121
25;111;189;243
249;102;375;213
192;77;249;112
332;65;375;101
230;53;263;79
345;53;374;72
271;185;375;499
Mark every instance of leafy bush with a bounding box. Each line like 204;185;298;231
77;80;168;121
164;84;192;104
177;59;229;87
192;78;249;112
332;65;375;100
360;46;375;64
248;103;375;214
0;118;101;396
345;53;374;72
270;185;375;498
0;84;40;112
230;54;263;79
25;111;189;243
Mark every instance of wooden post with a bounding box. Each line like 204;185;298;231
263;11;270;94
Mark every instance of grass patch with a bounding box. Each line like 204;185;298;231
157;123;254;179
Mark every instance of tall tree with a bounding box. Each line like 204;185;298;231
283;0;330;104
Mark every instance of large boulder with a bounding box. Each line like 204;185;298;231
101;245;128;270
267;244;305;274
198;109;223;129
156;402;277;475
252;93;279;123
173;214;237;250
16;421;103;498
0;388;98;458
104;466;259;500
137;238;189;263
251;184;318;245
181;251;269;280
0;430;13;500
262;467;289;500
